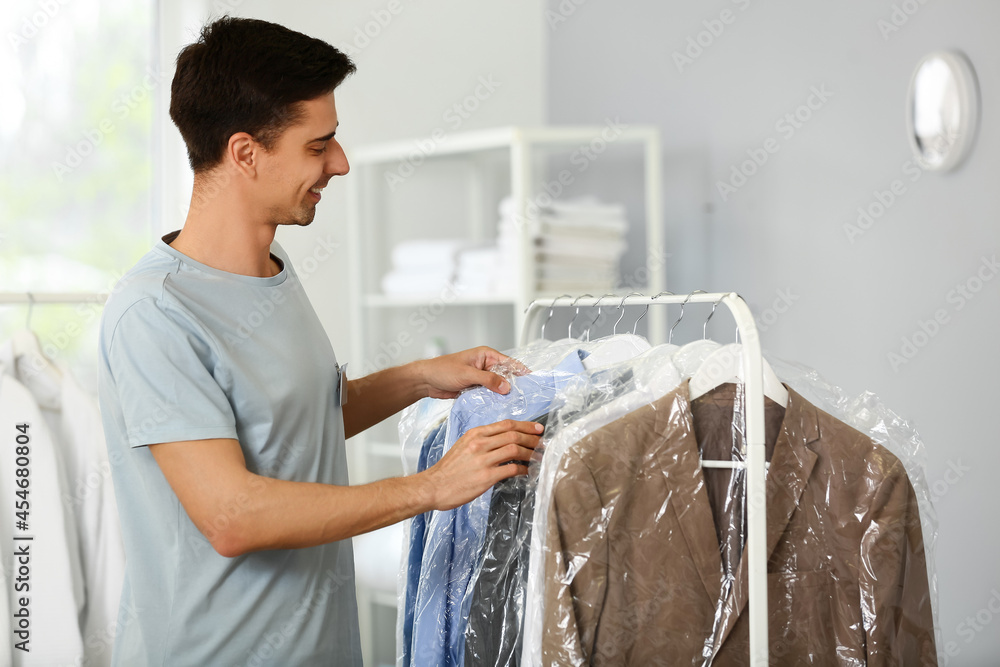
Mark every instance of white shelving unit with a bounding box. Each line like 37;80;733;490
343;125;665;663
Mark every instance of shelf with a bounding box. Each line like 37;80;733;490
364;293;517;308
348;125;661;165
347;124;666;493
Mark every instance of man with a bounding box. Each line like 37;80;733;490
97;16;542;666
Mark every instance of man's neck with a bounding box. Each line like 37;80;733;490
171;187;280;278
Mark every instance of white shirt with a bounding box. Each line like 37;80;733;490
0;369;86;665
50;373;125;667
1;336;126;666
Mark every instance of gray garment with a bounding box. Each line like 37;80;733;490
97;231;361;666
464;451;538;667
465;374;635;667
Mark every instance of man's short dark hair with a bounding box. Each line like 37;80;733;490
169;16;356;173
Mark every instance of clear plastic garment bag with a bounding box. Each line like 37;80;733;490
398;293;939;667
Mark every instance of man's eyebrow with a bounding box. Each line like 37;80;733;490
308;122;340;144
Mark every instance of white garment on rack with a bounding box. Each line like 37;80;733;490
0;371;85;666
0;552;8;665
578;334;652;370
0;339;125;667
689;343;789;407
50;375;125;667
671;339;722;378
521;344;682;667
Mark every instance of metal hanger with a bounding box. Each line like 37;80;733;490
666;291;705;343
704;293;724;339
539;294;571;340
646;291;676;340
632;300;651;335
583;293;617;342
567;294;594;339
612;292;644;335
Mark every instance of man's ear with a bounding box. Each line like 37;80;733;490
226;132;259;177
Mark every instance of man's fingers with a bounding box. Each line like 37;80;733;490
503;357;532;376
493;462;529;482
473;368;511;395
485;351;532;378
486;443;538;467
428;418;544;509
472;419;544;439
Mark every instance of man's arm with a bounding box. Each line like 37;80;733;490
342;346;524;438
149;418;543;558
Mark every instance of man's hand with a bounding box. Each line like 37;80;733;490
412;346;531;400
422;419;544;511
343;346;531;438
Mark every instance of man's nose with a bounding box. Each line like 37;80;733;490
327;143;349;176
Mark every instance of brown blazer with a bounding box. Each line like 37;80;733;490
541;379;936;666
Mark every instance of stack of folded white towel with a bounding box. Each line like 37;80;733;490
452;246;502;296
381;240;505;297
498;195;628;294
380;196;628;298
380;239;465;296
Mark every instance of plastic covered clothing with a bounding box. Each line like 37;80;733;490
463;434;539;667
399;418;448;667
521;345;682;665
408;350;587;666
399;333;938;667
532;378;936;666
465;344;679;666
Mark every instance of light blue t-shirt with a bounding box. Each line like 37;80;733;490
97;230;361;666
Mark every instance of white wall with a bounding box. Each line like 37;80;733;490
548;0;1000;664
156;0;205;238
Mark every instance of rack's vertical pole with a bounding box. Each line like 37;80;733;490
345;159;369;491
468;154;489;346
644;130;666;345
343;155;373;667
725;294;769;666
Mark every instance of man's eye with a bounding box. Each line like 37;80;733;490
313;147;327;155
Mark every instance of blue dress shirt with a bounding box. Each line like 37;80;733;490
401;419;448;667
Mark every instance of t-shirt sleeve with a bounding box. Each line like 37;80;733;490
107;298;238;448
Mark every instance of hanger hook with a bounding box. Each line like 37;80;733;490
704;293;724;339
539;294;571;340
26;292;35;330
584;294;617;342
632;294;656;335
667;292;699;344
647;291;675;341
613;291;644;335
567;294;593;339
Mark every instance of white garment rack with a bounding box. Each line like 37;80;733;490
521;292;770;666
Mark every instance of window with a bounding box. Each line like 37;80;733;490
1;0;157;386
